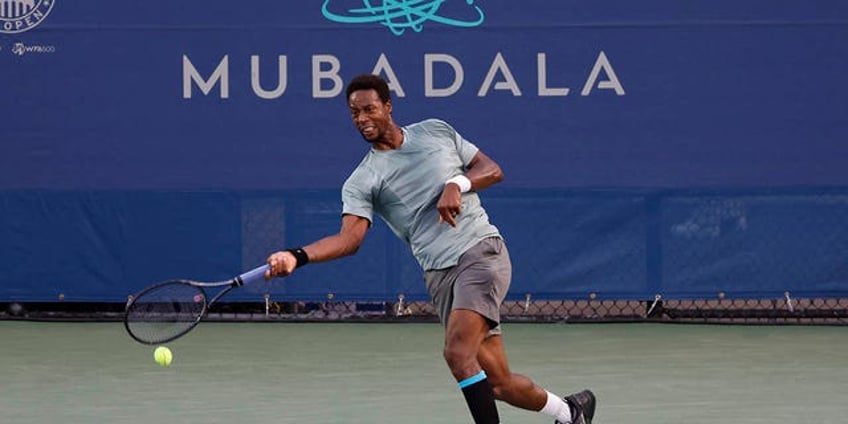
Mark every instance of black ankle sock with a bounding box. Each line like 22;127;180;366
459;371;500;424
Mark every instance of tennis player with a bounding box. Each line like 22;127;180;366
265;74;596;424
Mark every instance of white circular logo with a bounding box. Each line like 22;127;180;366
1;0;55;34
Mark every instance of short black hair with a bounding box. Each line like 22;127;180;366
345;74;391;104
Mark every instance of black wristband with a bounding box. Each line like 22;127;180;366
285;247;310;268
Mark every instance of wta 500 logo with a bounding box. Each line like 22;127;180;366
322;0;484;36
1;0;55;34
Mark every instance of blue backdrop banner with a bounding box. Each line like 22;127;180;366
2;1;847;301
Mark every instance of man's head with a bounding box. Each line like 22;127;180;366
345;74;395;145
345;73;391;104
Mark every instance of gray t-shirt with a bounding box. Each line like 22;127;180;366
342;119;500;270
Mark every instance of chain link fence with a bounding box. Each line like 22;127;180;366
3;296;846;325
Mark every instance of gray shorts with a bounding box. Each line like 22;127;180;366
424;237;511;336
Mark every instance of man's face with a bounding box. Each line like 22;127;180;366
348;89;392;143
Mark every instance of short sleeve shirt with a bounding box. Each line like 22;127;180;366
342;119;500;270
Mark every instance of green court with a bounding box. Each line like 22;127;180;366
2;322;845;423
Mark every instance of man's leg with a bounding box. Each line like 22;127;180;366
479;334;594;423
477;334;547;409
444;309;500;424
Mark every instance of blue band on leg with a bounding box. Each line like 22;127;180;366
458;371;487;389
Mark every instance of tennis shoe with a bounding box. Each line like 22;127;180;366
555;389;596;424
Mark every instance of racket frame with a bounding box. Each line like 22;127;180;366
123;265;268;345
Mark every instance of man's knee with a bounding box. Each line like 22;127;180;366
488;380;507;400
443;340;475;370
483;372;511;400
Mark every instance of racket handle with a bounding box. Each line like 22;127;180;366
237;264;270;286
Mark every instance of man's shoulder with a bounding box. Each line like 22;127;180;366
405;119;457;141
406;118;452;132
343;164;371;193
348;153;376;176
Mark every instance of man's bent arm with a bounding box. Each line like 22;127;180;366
465;151;504;191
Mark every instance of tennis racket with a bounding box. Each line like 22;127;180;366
124;264;270;345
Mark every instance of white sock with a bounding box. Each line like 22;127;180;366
539;390;572;423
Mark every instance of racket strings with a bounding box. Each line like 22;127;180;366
125;282;207;344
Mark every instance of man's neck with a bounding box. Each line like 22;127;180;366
372;125;403;151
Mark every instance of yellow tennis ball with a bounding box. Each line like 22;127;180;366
154;346;173;367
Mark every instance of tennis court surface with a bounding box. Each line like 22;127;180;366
2;321;845;423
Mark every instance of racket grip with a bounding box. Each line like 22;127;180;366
237;264;270;286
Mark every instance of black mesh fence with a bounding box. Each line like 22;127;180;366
3;296;847;325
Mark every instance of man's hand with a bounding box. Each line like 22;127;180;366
265;251;298;279
437;182;463;227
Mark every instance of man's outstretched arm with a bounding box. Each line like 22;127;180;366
265;213;370;278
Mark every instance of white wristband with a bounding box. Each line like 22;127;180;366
445;175;472;193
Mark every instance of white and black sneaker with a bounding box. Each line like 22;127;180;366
555;389;596;424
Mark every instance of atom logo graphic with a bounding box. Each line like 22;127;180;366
321;0;485;36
